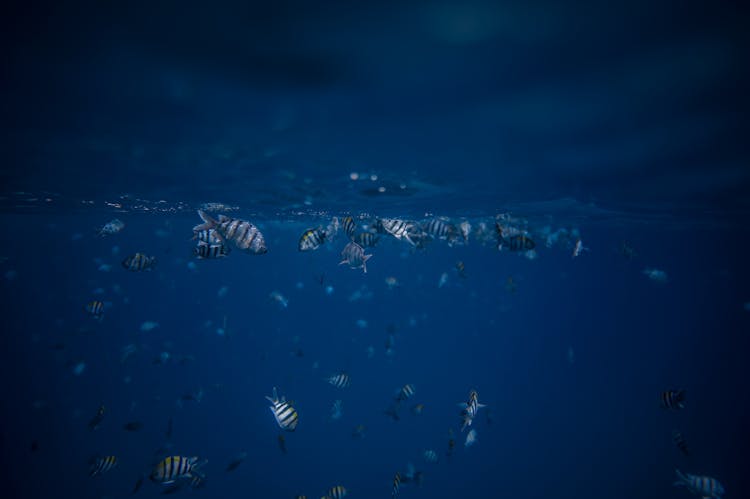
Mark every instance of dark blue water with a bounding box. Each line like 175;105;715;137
2;2;749;498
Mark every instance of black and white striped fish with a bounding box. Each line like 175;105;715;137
380;218;417;246
325;485;347;499
299;227;327;251
353;232;379;248
326;372;351;389
459;389;486;430
673;470;724;498
661;390;686;410
341;216;357;240
339;241;372;273
422;218;458;243
672;430;690;456
266;387;299;431
86;300;104;318
392;472;401;498
150;456;206;484
193;210;267;254
97;219;125;237
122;253;156;271
89;455;117;477
396;384;416;402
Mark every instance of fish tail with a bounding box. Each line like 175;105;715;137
674;469;687;486
193;210;217;232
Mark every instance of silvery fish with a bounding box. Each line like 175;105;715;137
339;242;372;273
193;210;267;254
98;219;125;236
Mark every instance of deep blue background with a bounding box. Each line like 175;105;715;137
1;1;749;497
0;213;748;498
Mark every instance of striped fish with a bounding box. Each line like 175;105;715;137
98;219;125;236
122;253;156;271
672;430;689;456
459;389;487;430
341;216;357;240
380;218;417;246
392;472;401;498
422;218;458;243
150;456;206;484
326;372;351;389
326;485;347;499
89;455;117;477
661;390;686;410
299;227;327;251
193;241;229;259
396;384;416;402
353;232;378;248
339;241;372;273
266;387;299;431
673;470;724;497
193;210;267;254
86;300;104;318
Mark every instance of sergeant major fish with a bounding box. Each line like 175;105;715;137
380;218;417;246
298;227;327;251
89;455;117;477
326;372;351;389
341;216;357;240
122;253;156;271
339;241;372;273
86;300;104;319
150;456;206;485
98;219;125;237
266;387;299;431
661;389;686;410
673;470;724;498
193;210;267;254
193;241;229;259
496;223;535;252
459;389;487;431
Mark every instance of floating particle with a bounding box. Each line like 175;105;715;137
355;319;368;329
98;264;112;272
217;286;229;298
325;285;334;295
5;270;18;281
186;262;197;271
140;321;159;332
72;362;86;376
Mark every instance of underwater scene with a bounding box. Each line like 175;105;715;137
2;2;749;499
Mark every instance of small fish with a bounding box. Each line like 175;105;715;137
381;218;417;246
122;253;156;272
86;300;104;319
423;449;438;463
88;405;105;430
341;216;357;240
277;435;288;454
266;387;299;431
661;390;686;410
643;268;668;283
672;430;689;456
326;372;351;389
132;475;145;495
498;233;536;252
89;455;117;477
411;403;424;415
98;219;125;236
193;241;229;259
438;272;449;288
330;400;343;420
193;210;267;254
395;384;416;402
459;389;487;431
459;221;471;242
422;218;458;243
455;261;466;278
325;485;347;499
572;239;588;257
673;470;724;498
464;429;477;447
226;451;248;471
123;421;143;431
299;227;327;251
339;241;372;273
392;472;401;498
150;456;206;484
269;291;289;309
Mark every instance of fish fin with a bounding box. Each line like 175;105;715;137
193;210;217;232
477;403;487;408
339;259;348;266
